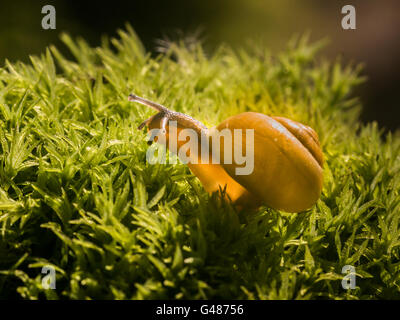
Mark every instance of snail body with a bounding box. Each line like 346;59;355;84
129;94;323;213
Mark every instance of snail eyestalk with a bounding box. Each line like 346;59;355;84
128;94;170;113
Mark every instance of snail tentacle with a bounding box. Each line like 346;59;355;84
138;113;161;131
129;93;170;113
160;116;168;134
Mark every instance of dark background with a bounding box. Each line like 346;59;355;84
1;0;399;131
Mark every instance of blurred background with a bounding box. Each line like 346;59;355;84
0;0;399;131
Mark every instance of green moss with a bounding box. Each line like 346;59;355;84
0;25;399;299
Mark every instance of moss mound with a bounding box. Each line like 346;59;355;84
0;26;399;299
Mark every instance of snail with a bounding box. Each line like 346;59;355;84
128;94;324;213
